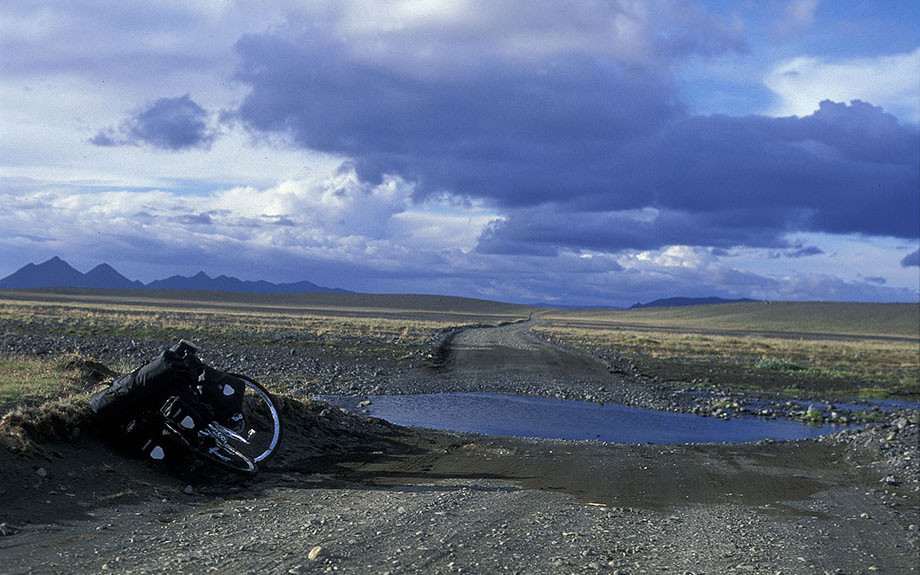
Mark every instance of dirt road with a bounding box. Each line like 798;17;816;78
426;318;615;396
2;322;918;574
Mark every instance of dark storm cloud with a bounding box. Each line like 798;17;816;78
91;94;215;151
788;246;824;258
476;206;787;255
233;30;681;205
231;24;918;256
902;250;920;267
766;245;824;259
171;213;213;226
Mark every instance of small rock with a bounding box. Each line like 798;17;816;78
36;467;47;478
183;485;195;495
308;545;325;560
0;523;17;536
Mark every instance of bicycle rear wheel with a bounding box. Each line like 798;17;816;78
226;374;283;464
195;438;257;476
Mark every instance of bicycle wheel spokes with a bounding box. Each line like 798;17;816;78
197;436;257;475
226;375;283;464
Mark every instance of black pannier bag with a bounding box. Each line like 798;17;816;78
89;349;199;426
160;394;208;438
197;365;245;425
121;416;185;464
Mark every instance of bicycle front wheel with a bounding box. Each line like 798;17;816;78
227;374;283;464
195;439;257;476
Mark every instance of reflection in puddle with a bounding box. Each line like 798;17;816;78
321;392;851;444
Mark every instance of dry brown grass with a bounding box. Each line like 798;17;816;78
0;354;115;411
537;322;920;399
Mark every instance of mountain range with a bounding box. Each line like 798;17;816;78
629;296;757;309
0;257;348;294
1;257;757;306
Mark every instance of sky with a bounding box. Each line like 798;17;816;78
1;0;918;307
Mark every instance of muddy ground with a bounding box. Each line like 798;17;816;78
1;320;918;574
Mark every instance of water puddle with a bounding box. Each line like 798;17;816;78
321;392;851;444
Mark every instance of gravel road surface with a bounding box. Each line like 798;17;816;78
1;319;918;574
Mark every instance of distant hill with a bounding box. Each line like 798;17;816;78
629;296;757;309
0;257;348;294
0;257;145;290
83;263;146;290
145;271;348;293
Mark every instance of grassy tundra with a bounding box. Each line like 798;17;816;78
0;288;531;409
541;302;920;400
1;291;917;408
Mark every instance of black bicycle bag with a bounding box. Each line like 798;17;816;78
89;349;199;426
160;394;208;437
120;416;185;463
197;366;245;423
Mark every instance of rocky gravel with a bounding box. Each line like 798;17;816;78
2;316;919;573
3;320;918;501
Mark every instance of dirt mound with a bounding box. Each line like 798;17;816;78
0;398;90;450
56;354;119;384
0;354;117;450
0;376;420;530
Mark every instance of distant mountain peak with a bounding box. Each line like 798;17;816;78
0;257;347;294
630;296;757;309
0;256;85;289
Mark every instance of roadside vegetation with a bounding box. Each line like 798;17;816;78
0;297;456;362
546;301;920;339
0;354;113;413
0;299;449;343
540;302;920;400
2;293;917;408
0;291;529;409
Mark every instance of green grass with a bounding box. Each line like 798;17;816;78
0;298;455;349
0;291;530;405
0;355;98;410
753;358;804;372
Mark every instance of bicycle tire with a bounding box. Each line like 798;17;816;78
226;374;283;464
194;439;257;476
160;416;255;475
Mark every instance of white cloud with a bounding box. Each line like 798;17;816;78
390;208;499;253
785;0;821;27
0;79;340;189
773;0;822;37
0;166;501;280
765;48;920;123
337;0;657;70
632;245;712;268
728;232;920;292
